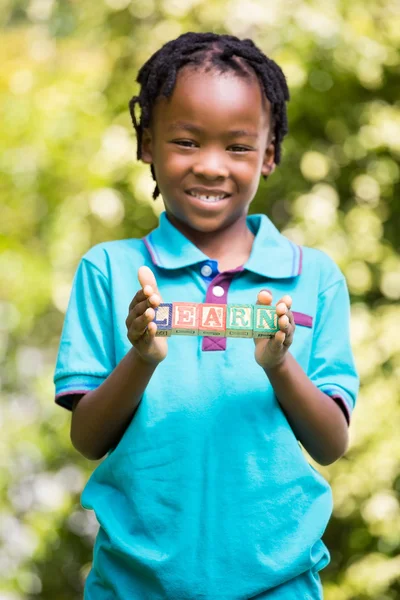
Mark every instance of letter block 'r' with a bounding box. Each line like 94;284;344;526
226;304;253;337
253;306;279;338
172;302;199;336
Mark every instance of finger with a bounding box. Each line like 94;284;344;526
269;329;285;351
128;292;160;321
129;288;148;312
284;309;295;332
278;314;290;331
142;286;163;309
128;307;155;341
283;329;294;347
138;266;162;299
256;289;273;305
142;320;158;345
283;312;295;346
126;296;159;329
276;295;292;310
276;302;288;317
147;321;157;337
128;286;159;313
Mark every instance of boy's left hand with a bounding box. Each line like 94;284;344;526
254;291;295;370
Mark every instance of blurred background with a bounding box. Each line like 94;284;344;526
1;0;399;598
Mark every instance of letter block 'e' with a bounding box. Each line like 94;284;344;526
198;304;226;336
226;304;254;337
253;306;279;338
172;302;199;335
154;303;173;337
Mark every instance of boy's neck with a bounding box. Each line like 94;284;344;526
167;213;255;272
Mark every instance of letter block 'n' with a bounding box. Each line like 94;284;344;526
154;303;173;337
253;306;279;338
226;304;253;337
172;302;199;335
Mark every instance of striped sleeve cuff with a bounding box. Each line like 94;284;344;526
320;385;354;425
54;374;106;410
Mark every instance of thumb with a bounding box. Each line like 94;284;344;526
138;265;163;300
254;289;273;348
256;289;272;306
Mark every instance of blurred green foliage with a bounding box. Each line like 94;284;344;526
1;0;399;598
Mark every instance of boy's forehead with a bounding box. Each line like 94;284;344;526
153;67;271;132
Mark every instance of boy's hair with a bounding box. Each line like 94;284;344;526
129;32;290;199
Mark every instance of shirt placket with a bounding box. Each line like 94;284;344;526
202;267;244;352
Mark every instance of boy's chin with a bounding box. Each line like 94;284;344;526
168;209;250;236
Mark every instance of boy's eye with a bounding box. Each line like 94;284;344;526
172;140;197;148
229;145;252;153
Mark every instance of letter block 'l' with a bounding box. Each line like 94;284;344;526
226;304;254;337
172;302;199;335
154;303;173;337
253;306;279;338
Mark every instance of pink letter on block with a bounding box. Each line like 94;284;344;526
199;304;226;334
172;302;198;328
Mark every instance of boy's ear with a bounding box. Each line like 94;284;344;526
141;128;153;164
261;140;276;177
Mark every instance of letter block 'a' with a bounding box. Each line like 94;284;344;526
154;303;173;337
226;304;254;337
198;304;226;337
253;306;279;338
172;302;199;335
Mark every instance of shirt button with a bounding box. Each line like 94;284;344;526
201;264;213;277
212;285;225;298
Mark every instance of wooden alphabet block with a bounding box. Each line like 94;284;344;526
151;303;281;338
198;304;226;337
154;303;173;337
226;304;253;337
172;302;199;336
253;305;279;338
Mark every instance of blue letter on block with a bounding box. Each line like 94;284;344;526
154;303;173;337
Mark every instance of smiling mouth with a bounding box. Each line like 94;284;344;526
186;191;231;203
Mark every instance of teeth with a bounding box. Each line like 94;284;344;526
189;192;226;202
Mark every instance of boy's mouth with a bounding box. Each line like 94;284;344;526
186;189;231;203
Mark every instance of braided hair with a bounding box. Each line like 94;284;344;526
129;32;290;199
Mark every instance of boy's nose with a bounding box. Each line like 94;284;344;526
192;153;229;179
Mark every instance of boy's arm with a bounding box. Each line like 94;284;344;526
264;353;349;466
255;286;356;467
71;348;158;461
71;266;167;461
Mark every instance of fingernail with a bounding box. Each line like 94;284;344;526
260;288;272;294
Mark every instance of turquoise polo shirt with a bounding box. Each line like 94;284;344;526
54;211;359;599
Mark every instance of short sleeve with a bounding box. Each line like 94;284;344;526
308;276;359;425
53;257;115;410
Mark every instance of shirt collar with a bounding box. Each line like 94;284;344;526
143;211;302;279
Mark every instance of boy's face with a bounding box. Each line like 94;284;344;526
141;67;275;236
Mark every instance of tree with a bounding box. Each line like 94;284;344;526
1;1;399;597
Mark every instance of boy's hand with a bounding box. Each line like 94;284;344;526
254;291;295;370
126;266;168;365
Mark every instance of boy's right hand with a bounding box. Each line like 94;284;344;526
126;266;168;365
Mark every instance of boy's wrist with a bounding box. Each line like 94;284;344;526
130;346;163;368
263;352;290;377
